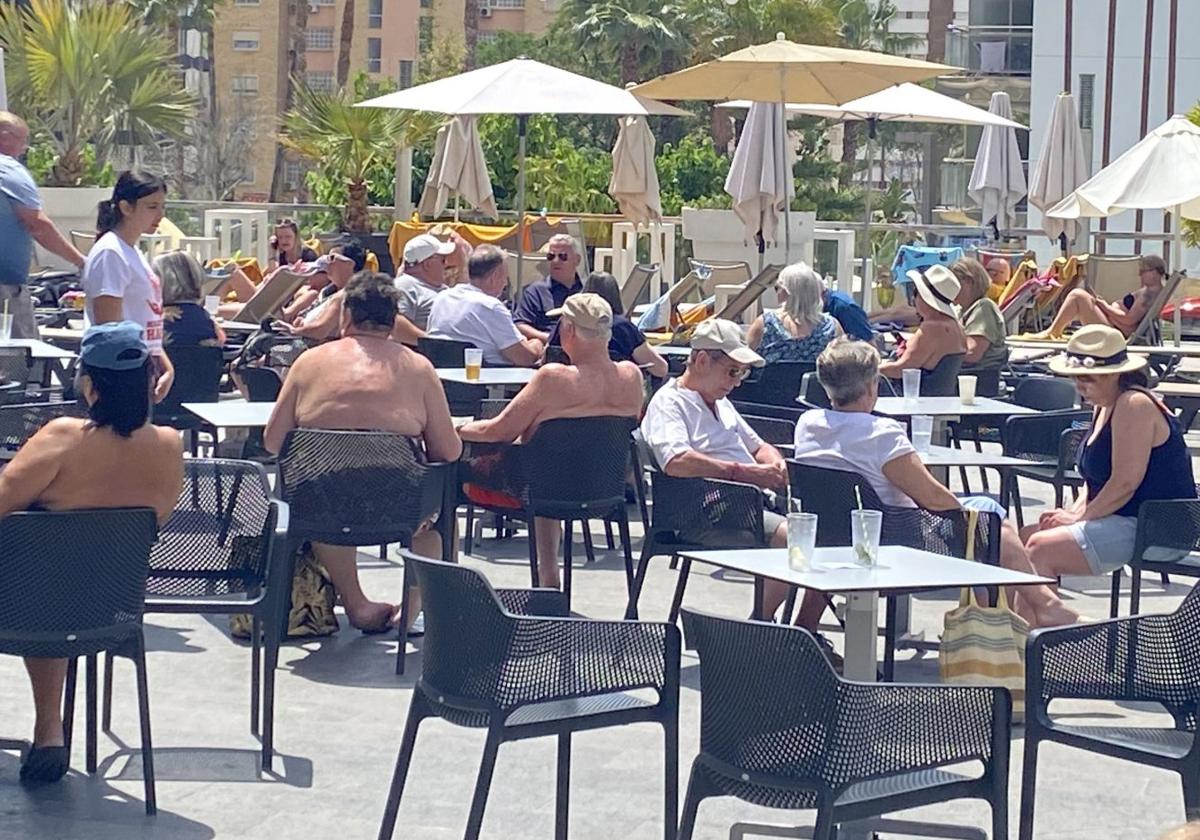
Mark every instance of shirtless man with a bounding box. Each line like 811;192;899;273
0;322;183;783
458;293;644;588
1031;254;1167;339
265;272;462;631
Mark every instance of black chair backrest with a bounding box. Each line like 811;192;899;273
477;398;510;420
787;461;885;546
964;366;1002;398
521;415;636;515
417;336;475;368
0;508;158;659
730;401;805;423
1002;409;1092;460
799;372;831;409
730;362;815;407
743;415;795;447
920;352;965;396
0;400;87;452
1009;375;1077;410
157;345;225;413
0;346;33;386
149;459;278;597
277;428;448;546
241;366;284;402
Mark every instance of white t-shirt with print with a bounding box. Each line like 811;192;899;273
426;283;523;365
640;377;764;470
82;231;164;352
792;409;917;508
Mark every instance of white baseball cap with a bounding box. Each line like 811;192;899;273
690;319;764;367
404;233;455;265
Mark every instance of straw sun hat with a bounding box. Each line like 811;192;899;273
1047;324;1148;376
904;264;960;318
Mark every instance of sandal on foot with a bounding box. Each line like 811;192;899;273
20;746;68;785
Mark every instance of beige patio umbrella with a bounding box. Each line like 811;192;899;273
1028;93;1088;249
968;91;1027;234
608;114;662;226
632;35;954;257
724;102;793;269
418;115;498;221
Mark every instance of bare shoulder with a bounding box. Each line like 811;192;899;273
1115;388;1159;417
615;359;645;384
34;417;87;448
532;362;575;384
152;424;186;455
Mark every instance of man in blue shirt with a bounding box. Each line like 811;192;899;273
0;113;85;338
822;286;874;342
513;233;583;343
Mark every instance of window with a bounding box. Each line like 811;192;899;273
398;60;414;89
284;160;303;190
368;0;383;27
240;164;257;186
306;27;334;51
367;37;382;73
312;0;335;5
305;70;335;92
477;31;499;43
231;74;259;95
1078;74;1095;131
234;0;260;5
232;30;260;51
420;0;432;9
489;0;525;9
418;16;433;52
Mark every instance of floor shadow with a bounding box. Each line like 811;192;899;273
142;621;208;655
285;631;418;690
99;746;313;788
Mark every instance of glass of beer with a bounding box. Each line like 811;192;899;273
464;348;483;381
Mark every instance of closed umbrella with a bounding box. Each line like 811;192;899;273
1028;93;1089;249
419;115;498;221
608;115;662;226
724;102;793;268
968;91;1027;234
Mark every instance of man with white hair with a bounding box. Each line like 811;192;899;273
0;112;86;338
514;233;583;343
394;233;455;331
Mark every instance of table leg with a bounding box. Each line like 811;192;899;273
842;590;879;682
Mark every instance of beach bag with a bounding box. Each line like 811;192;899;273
938;509;1029;720
230;542;339;640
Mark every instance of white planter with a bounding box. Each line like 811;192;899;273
36;186;110;270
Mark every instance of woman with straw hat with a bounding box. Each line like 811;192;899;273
878;264;966;384
1023;325;1195;582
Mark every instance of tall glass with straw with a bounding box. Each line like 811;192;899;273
851;487;882;567
0;298;12;342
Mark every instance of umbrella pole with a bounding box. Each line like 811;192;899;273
1173;203;1183;347
454;194;460;223
515;114;528;301
780;68;791;262
860;117;878;310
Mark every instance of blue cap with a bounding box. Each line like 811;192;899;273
80;321;150;371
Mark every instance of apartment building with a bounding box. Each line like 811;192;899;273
890;0;968;61
213;0;419;200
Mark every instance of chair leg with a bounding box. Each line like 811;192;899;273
812;802;837;840
555;733;571;840
1130;566;1144;615
1017;734;1040;840
526;518;540;587
250;616;262;736
1109;569;1123;619
563;520;574;610
1182;765;1200;822
464;503;476;556
625;542;654;621
667;558;692;625
396;563;412;676
663;717;678;840
1011;475;1026;529
581;522;597;566
261;627;281;774
85;653;97;774
463;730;503;840
1053;481;1065;509
604;520;615;551
1161;572;1172;588
132;644;157;816
677;767;705;840
377;693;430;840
62;658;78;756
616;508;635;598
101;652;114;732
882;596;898;682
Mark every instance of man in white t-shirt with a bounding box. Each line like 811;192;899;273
426;244;543;366
394;233;453;331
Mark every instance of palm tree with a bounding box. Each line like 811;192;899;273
463;0;479;70
561;0;683;85
270;0;309;199
0;0;196;185
279;82;440;232
336;0;355;88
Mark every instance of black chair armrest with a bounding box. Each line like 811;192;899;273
495;587;570;617
265;498;294;639
650;472;766;543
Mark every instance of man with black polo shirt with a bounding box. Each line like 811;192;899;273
513;233;583;343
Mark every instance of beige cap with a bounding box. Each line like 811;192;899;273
403;233;455;265
547;293;613;337
690;318;764;367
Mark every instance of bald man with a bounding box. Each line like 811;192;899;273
0;113;85;338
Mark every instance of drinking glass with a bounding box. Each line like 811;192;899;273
787;512;818;572
958;374;977;405
910;414;934;453
204;295;221;316
464;348;483;381
0;313;12;342
851;509;883;567
902;368;921;403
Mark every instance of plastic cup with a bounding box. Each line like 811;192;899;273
851;509;883;567
464;348;483;381
958;375;977;405
902;368;921;403
911;414;934;453
204;294;221;316
0;313;12;342
787;512;818;572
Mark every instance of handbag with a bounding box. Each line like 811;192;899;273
230;541;339;640
938;509;1029;720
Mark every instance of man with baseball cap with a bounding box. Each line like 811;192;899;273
458;292;644;589
395;233;455;331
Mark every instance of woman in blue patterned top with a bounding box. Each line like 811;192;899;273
746;261;842;363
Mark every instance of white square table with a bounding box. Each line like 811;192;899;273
918;445;1041;469
1;338;78;388
184;399;275;430
436;367;535;399
677;546;1052;682
873;396;1037;419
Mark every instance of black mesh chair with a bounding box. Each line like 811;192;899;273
0;346;35;404
240;366;284;402
680;610;1010;840
461;416;637;609
920;351;965;396
729;361;814;407
742;414;795;451
730;401;805;423
1110;495;1200;617
1019;583;1200;839
798;372;832;409
0;400;87;454
102;460;290;772
378;556;681;840
1001;409;1091;527
0;509;159;813
418;335;487;416
153;345;225;454
625;434;767;621
277;429;458;675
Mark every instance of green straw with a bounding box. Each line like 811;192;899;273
853;486;873;564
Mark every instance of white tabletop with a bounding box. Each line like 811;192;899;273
678;546;1053;594
184;400;274;428
874;396;1037;418
919;445;1041;468
0;338;77;360
215;320;259;333
436;367;536;387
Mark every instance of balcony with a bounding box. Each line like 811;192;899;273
944;25;1032;77
939;157;1029;213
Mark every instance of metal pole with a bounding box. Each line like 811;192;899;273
780;65;790;262
1173;203;1184;347
515;114;528;300
860;117;878;309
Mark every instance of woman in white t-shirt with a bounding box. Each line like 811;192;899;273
82;170;174;402
792;338;1080;628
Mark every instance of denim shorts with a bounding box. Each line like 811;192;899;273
1066;515;1188;575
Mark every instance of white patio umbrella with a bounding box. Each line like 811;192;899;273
724;102;793;269
358;57;684;281
1028;93;1089;250
968;91;1028;234
608;115;662;226
1048;114;1200;344
418;115;498;221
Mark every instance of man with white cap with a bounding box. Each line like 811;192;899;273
395;233;455;331
877;263;966;383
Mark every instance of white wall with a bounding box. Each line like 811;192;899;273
1028;0;1200;271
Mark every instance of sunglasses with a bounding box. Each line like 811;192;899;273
704;350;750;380
545;252;572;262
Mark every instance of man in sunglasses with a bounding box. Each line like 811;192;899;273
514;233;583;343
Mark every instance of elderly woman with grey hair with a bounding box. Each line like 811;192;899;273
791;338;1080;628
155;250;225;348
746;261;842;363
951;257;1008;370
